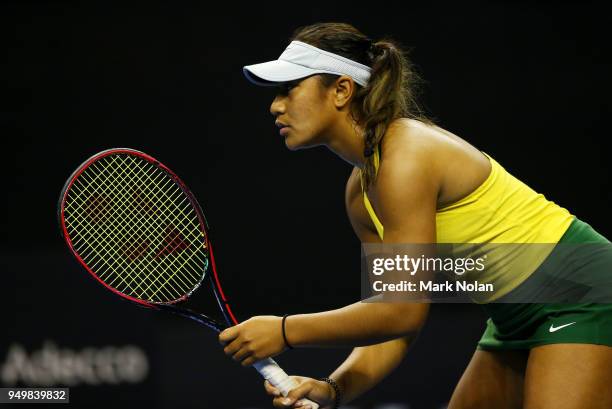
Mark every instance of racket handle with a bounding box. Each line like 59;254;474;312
253;358;320;409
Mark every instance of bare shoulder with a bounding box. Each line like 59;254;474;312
379;118;491;209
376;119;444;192
361;120;439;242
383;117;483;155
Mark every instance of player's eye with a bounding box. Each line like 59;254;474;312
279;81;299;95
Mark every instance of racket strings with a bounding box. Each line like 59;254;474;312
73;161;194;299
87;157;202;296
68;156;204;299
66;159;147;292
63;153;208;303
66;155;204;301
66;156;194;300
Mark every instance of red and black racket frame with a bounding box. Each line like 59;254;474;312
58;148;239;333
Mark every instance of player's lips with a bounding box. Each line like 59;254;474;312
275;121;290;136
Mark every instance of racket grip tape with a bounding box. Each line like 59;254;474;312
253;358;319;409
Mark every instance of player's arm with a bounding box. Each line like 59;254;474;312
264;144;439;407
284;137;438;348
320;152;435;405
219;135;439;364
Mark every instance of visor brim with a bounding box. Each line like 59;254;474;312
243;60;318;86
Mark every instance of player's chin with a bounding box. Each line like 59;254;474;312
284;134;316;151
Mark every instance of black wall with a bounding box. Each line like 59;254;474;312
2;3;610;408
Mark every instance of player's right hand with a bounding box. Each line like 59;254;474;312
264;376;336;409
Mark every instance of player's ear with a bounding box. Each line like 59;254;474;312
332;75;355;109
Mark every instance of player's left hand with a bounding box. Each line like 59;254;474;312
265;376;336;409
219;315;288;366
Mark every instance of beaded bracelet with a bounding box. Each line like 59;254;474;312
281;314;293;349
319;377;341;409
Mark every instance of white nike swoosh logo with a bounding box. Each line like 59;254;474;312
549;322;577;332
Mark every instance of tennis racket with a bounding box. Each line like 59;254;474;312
58;148;318;408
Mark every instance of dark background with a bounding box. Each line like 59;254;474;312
1;2;610;408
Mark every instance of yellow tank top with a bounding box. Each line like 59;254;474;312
361;146;575;302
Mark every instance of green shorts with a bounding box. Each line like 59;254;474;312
478;217;612;350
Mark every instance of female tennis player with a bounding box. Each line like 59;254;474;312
219;22;612;409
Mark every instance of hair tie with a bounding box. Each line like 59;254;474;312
368;41;379;57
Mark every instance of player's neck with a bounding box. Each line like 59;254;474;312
325;116;366;168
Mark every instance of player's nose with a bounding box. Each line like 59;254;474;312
270;95;286;117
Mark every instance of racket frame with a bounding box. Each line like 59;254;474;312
58;148;320;408
58;148;237;328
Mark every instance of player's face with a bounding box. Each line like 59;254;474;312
269;75;336;150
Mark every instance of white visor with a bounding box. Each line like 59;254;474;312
243;41;372;87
